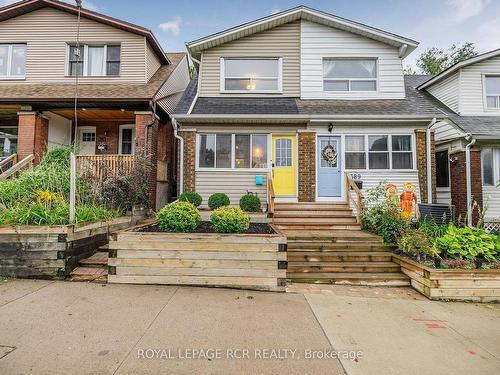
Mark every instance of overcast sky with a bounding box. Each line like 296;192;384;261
2;0;500;69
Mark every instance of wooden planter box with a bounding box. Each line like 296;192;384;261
393;254;500;302
0;216;142;279
108;223;288;292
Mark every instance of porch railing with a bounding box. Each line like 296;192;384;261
76;154;134;179
0;153;17;174
267;171;275;215
345;172;364;224
0;154;33;180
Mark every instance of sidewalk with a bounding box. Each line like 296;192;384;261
0;279;499;374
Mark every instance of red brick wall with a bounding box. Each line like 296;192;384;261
94;123;119;154
17;112;48;164
298;131;316;202
181;130;196;193
415;129;437;203
450;150;483;224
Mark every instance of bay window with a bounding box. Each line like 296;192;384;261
485;76;500;109
323;58;377;91
221;58;281;92
198;134;268;169
68;44;120;77
0;44;26;79
345;134;414;170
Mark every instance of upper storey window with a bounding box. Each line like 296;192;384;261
221;58;282;93
323;58;377;92
68;44;120;77
485;76;500;109
0;44;26;79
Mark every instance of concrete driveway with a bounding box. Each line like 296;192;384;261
0;279;499;375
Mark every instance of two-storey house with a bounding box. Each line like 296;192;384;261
0;0;190;208
418;49;500;228
173;6;451;212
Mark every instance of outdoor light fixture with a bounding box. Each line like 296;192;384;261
328;123;334;133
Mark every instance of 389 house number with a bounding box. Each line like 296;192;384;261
350;173;362;180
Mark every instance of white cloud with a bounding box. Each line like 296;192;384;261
447;0;491;21
159;16;182;35
476;16;500;51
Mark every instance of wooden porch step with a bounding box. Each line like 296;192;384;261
78;252;108;266
287;261;401;273
274;203;350;211
287;272;410;286
274;211;353;218
69;266;107;283
98;244;109;251
283;230;383;242
287;251;393;262
277;224;361;230
274;217;358;225
287;242;391;252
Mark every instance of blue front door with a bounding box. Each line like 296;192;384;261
317;136;342;198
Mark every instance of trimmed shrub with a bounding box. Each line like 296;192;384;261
239;193;261;212
156;201;201;232
211;206;250;233
179;191;202;207
208;192;230;210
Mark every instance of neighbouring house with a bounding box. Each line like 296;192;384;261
0;0;190;208
418;49;500;229
172;6;452;210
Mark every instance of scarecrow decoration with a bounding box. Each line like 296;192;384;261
400;182;418;221
384;184;399;205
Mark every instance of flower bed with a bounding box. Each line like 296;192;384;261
392;254;500;302
107;221;287;291
0;216;143;279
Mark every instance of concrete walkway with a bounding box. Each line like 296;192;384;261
0;279;499;375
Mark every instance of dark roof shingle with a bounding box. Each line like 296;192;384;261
450;115;500;137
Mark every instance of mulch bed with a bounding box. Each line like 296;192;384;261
136;221;276;234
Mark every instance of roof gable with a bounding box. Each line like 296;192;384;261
187;5;418;60
0;0;169;64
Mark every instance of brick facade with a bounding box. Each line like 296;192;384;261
415;129;436;204
450;150;483;224
298;131;316;202
180;130;196;193
17;112;49;164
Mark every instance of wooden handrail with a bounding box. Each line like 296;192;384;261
345;172;364;223
0;153;17;173
76;154;135;179
0;154;34;179
267;171;275;215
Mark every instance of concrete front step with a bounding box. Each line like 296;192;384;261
287;261;401;273
287;273;410;286
287;251;394;262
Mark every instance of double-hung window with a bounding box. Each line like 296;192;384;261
344;134;413;170
198;134;268;169
68;44;120;77
0;44;26;79
323;58;377;91
485;76;500;109
221;58;281;92
481;148;499;186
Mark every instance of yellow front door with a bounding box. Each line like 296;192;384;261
272;135;297;197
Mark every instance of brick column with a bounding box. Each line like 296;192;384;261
450;150;483;224
298;131;316;202
134;111;158;208
17;112;49;165
180;130;196;193
415;129;436;203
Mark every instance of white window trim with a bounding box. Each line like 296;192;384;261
196;133;270;171
344;134;416;171
65;43;121;77
481;147;499;187
322;57;379;93
483;74;500;111
0;44;26;80
118;124;135;155
219;57;283;94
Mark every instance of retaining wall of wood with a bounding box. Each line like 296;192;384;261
393;255;500;302
108;225;288;292
0;216;142;279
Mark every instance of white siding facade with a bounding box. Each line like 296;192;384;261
431;120;464;142
483;185;500;221
300;20;406;100
427;72;459;112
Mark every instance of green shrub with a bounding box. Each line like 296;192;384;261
210;206;250;233
179;191;202;207
418;219;449;238
361;183;408;244
41;147;72;168
208;193;230;210
397;228;437;259
434;225;499;262
239;193;261;212
156;202;201;232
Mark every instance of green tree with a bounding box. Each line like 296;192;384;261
416;42;477;75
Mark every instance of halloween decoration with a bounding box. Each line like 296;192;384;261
400;182;418;221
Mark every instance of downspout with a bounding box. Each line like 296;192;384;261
171;117;183;196
464;133;476;227
426;118;436;204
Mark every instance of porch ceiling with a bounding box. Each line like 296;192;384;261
50;109;136;122
0;105;22;120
